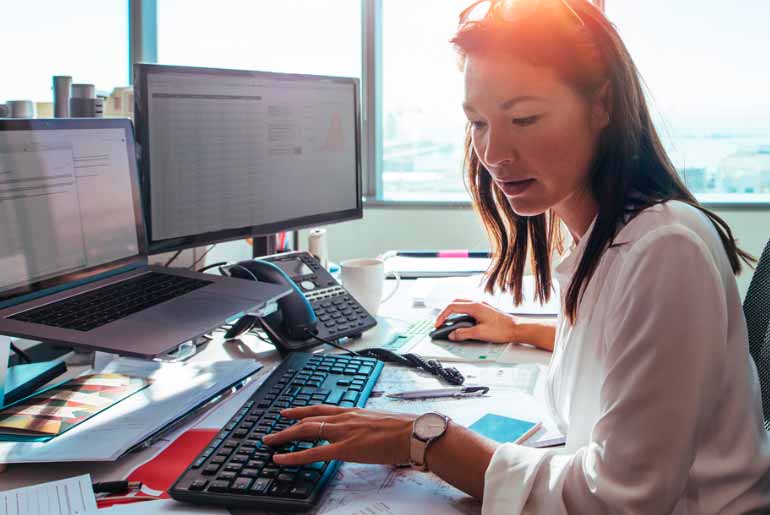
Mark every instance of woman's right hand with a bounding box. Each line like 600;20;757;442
434;299;518;344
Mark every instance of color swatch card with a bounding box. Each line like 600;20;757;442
0;373;150;437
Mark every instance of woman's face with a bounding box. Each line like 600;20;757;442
463;52;608;218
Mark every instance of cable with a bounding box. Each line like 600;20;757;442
357;347;465;385
198;261;227;273
164;249;183;267
226;263;259;282
302;329;360;356
10;342;32;364
189;244;216;271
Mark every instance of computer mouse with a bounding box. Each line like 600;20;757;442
429;314;477;340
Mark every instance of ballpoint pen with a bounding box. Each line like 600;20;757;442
386;386;490;400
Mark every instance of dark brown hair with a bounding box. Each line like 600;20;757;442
452;0;752;322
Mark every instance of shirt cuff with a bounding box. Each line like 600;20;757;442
482;443;553;515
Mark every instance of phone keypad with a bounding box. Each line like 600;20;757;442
309;292;374;337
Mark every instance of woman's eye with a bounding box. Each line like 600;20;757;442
470;120;487;130
513;115;540;127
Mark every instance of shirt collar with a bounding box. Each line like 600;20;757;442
554;215;597;285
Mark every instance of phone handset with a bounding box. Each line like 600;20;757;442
226;259;318;350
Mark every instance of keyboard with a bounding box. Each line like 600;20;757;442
10;272;211;332
169;352;384;511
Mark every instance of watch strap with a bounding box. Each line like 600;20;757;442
409;436;430;471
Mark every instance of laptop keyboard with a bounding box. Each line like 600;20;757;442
9;272;211;332
169;351;384;511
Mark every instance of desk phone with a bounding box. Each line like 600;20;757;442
224;251;377;352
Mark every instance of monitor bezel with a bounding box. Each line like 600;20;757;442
133;63;364;255
0;118;148;305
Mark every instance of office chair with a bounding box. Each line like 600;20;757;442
744;237;770;431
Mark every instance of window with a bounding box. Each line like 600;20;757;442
606;0;770;201
157;0;361;78
0;1;128;104
379;0;471;201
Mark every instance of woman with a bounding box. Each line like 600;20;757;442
264;0;770;512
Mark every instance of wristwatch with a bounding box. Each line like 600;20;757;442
409;412;450;471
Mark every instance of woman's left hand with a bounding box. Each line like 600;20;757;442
262;405;416;466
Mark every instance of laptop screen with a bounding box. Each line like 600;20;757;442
0;119;143;300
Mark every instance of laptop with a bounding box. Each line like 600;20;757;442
0;118;290;358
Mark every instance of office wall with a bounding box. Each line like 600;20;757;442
208;206;769;299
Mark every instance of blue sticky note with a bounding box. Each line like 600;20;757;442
469;413;539;444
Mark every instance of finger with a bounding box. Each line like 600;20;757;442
434;301;476;326
280;405;351;420
262;421;326;446
434;301;482;327
449;326;483;341
272;442;345;466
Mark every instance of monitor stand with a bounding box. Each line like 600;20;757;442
252;234;279;258
251;232;299;259
0;335;67;409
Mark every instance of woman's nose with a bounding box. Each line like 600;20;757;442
482;128;516;167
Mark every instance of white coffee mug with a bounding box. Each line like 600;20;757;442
340;258;400;315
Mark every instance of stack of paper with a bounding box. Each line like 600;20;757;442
0;358;263;464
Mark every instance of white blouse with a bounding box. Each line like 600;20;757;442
482;201;770;515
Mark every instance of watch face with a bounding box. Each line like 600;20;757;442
415;413;447;440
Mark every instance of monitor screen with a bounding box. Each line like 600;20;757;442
0;119;144;301
134;64;363;253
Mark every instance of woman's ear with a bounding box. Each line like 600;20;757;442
590;81;612;131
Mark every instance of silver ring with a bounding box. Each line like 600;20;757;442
318;421;326;441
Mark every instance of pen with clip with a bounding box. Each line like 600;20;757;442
387;386;490;400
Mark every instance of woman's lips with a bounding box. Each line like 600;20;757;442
496;178;536;196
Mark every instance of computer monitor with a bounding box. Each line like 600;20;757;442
133;63;363;254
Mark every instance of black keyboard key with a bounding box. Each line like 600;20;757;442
276;472;296;483
260;467;279;478
268;481;292;496
202;465;220;475
241;468;260;478
289;482;314;499
230;477;253;494
250;478;272;495
209;480;230;493
299;470;321;483
188;479;208;491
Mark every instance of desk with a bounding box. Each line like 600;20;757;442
0;279;555;514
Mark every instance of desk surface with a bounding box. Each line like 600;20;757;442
0;278;554;514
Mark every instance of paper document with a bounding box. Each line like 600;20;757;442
0;359;263;464
0;474;97;515
413;274;559;316
88;499;226;514
403;332;551;366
